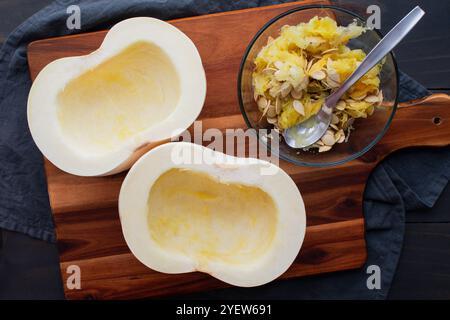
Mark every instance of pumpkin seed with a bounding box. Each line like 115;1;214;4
269;85;280;98
330;123;339;130
267;104;277;118
275;97;281;114
326;77;340;88
306;59;314;72
293;100;305;115
334;129;341;139
296;77;309;91
331;114;339;124
289;66;301;79
377;90;384;106
364;94;379;103
327;70;340;83
321;133;336;146
291;89;303;99
336;100;346;110
267;116;278;124
274;61;284;70
319;145;332;153
311;70;326;80
257;97;268;111
274;69;288;81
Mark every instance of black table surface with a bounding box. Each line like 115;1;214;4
0;0;449;300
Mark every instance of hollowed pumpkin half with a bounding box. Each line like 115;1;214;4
119;142;306;287
27;18;206;176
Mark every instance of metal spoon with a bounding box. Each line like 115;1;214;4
283;6;425;149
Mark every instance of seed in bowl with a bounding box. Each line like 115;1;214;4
252;16;383;152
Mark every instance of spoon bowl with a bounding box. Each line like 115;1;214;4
283;105;332;149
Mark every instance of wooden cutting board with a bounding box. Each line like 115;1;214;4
27;1;450;299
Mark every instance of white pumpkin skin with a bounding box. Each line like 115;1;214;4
119;142;306;287
27;18;206;176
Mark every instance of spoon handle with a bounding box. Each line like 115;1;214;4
327;6;425;107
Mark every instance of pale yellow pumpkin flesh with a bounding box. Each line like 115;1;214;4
57;41;180;155
147;168;278;267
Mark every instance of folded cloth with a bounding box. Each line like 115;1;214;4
0;0;448;299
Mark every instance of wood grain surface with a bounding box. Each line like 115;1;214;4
26;1;450;299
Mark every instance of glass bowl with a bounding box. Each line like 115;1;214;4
238;5;399;167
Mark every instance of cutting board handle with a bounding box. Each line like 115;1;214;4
377;93;450;156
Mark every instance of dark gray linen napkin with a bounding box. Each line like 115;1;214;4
0;0;448;299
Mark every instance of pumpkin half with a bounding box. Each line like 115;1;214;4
119;142;306;287
27;17;206;176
